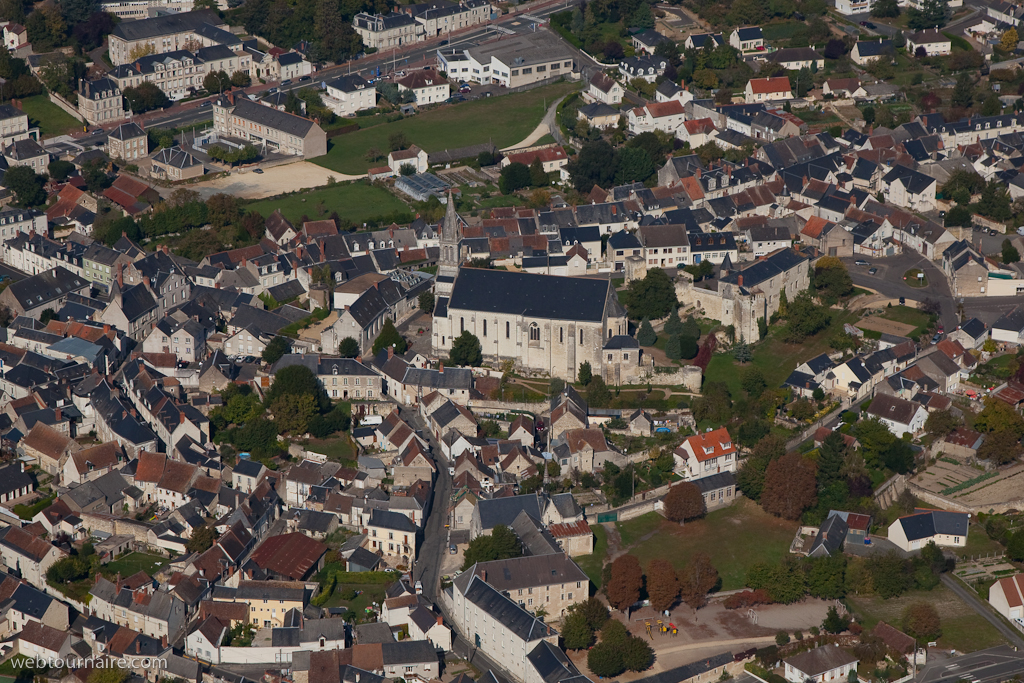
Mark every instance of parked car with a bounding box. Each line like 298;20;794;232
868;267;878;275
199;101;211;107
899;296;906;305
298;75;310;82
415;581;423;594
281;79;292;86
460;85;471;93
931;333;943;344
253;168;264;174
449;545;457;554
990;229;999;236
854;260;869;266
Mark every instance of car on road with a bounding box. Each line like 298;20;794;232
281;79;292;86
298;76;310;82
415;581;423;595
931;333;943;344
448;467;455;476
899;296;905;305
440;39;448;45
868;267;878;275
199;101;211;107
855;260;869;266
446;95;466;103
253;168;264;174
459;85;471;93
864;21;875;27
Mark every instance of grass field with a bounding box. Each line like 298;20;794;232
975;354;1016;381
616;499;797;590
20;94;83;138
848;585;1007;653
312;81;578;175
101;552;167;578
881;304;935;337
322;582;388;612
761;20;805;41
246;181;411;225
306;433;357;466
576;524;608;590
705;310;859;399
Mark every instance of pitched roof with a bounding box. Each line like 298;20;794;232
748;77;791;94
678;427;735;463
23;422;75;458
785;645;858;677
249;533;327;580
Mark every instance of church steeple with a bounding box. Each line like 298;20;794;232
436;191;463;298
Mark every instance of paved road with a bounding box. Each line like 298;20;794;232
916;646;1024;683
941;575;1024;650
842;253;957;333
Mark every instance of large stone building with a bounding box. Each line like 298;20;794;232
78;78;124;126
432;203;637;382
107;10;237;66
675;247;812;343
437;30;576;88
211;95;327;158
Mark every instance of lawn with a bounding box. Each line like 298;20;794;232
848;585;1007;653
904;268;928;288
312;81;578;175
761;20;806;41
961;526;1006;559
246;181;411;226
306;433;357;467
616;499;798;590
881;304;935;336
575;524;608;590
976;354;1016;381
705;310;859;399
322;582;388;613
19;94;83;138
101;552;168;578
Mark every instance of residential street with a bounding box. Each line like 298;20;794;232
841;254;958;333
940;575;1024;651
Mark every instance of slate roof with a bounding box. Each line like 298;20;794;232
453;573;553;642
216;97;319;138
808;513;848;557
785;646;858;677
476;493;543;530
469;553;587;592
448;269;612;322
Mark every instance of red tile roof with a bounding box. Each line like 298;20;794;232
646;100;685;118
549;520;591;538
748;77;791;94
249;532;327;580
801;216;831;238
678;427;735;463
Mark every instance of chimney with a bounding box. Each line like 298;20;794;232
117;264;123;288
738;275;743;287
439;361;444;374
436;615;443;625
388;346;394;359
481;569;486;581
161;245;169;255
180;411;185;424
143;276;150;288
161;635;167;649
695;168;702;179
55;408;61;422
356;355;362;363
136;641;140;654
307;268;313;277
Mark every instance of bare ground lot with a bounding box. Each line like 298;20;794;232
187;161;365;199
914;461;1024;509
855;317;917;336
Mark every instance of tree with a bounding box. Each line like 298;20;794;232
869;552;912;599
822;605;849;634
823;38;846;59
663;482;705;522
88;667;130;683
562;611;596;649
615;147;654;185
678;552;718;611
586;375;612;408
761;453;817;520
862;106;875;126
776;631;790;646
945;204;972;228
692;380;732;424
566;139;618;191
871;0;899;17
1007;528;1024;561
588;642;625;678
621;636;655;672
742;367;767;398
203;70;231;94
579;361;593;386
449;331;482;366
817;431;848;489
47;159;74;181
983;92;1003;116
783;292;832;342
418;290;435;314
807;555;847;600
902;602;941;641
123;81;169;114
606;554;643;612
400;163;417;176
733;338;753;363
186;524;216;552
528;156;548;188
1003;27;1020;51
499;162;531;194
462;524;522;569
231;71;251;87
952;73;974;109
815;256;854;302
372;319;407;355
262;336;291;364
665;333;682;361
338;337;359;358
271;393;317;435
975;397;1024;436
977;429;1023;465
263;364;329;413
206;193;242;229
39;308;57;324
646;558;681;611
1003;238;1021;264
637;318;657;346
4;166;45;207
624;268;677;320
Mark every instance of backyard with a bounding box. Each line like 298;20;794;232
575;524;608;590
615;499;798;590
20;94;83;138
312;81;578;175
847;585;1007;653
246;181;411;226
101;552;168;578
305;433;357;467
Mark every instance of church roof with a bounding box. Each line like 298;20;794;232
448;268;613;322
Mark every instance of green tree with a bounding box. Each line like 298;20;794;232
806;554;847;600
262;336;291;364
862;106;875;126
983;92;1003;116
47;159;74;180
815;256;854;303
500;162;531;194
339;337;359;358
1006;528;1024;561
733;337;753;362
952;73;974;108
621;636;654;672
462;524;522;569
418;290;435;314
871;0;899;16
783;292;832;342
566;139;619;191
977;429;1023;465
528;157;548;187
624;268;677;320
271;393;318;435
615;147;654;185
186;524;216;553
869;552;912;599
586;375;612;407
263;364;329;412
817;431;847;489
637;318;657;346
945;204;972;228
203;70;231;93
39;308;57;324
588;642;625;677
579;360;593;386
1003;239;1021;264
679;335;698;360
742;367;767;398
4;166;45;206
821;605;849;633
562;611;595;649
664;308;682;336
449;331;483;366
975;397;1024;436
372;319;407;355
665;334;682;361
88;667;130;683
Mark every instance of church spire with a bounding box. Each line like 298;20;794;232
442;191;460;241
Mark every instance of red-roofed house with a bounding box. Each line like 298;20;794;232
249;532;328;581
627;100;685;135
990;574;1024;627
548;520;593;556
502;145;569;174
103;175;159;216
679;118;716;148
673;427;737;481
745;77;793;103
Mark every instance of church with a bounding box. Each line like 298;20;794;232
431;198;640;383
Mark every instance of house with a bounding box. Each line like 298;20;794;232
211;94;327;158
353;12;423;49
907;29;951;56
150;147;204;182
783;646;859;683
405;607;452;651
0;526;66;587
397;70;450;106
0;462;33;504
231;459;267;494
618;55;667;83
577;102;621;130
685;32;723;50
992;307;1024;345
807;513;848;557
63;442;125;486
21;422;80;477
107;122;147;162
466;553;589;617
631;29;669;54
871;622;917;659
184;616;227;664
822;78;860;98
949;317;988;350
389;145;429;175
851;39;893;65
3;23;27;50
0;266;90;320
691;471;737;511
552;428;617;473
745;77;793;103
988;574;1024;629
441;30;576;88
249;532;328;580
887;508;969;552
586;72;623;105
672;427;737;481
16;621;71;661
729;26;763;52
864;393;927;437
323;74;378;117
767;47;824;71
882;165;938;212
365;509;418;564
746;224;792;257
627;100;686;135
502;145;569;174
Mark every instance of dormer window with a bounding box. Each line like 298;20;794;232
703;446;714;455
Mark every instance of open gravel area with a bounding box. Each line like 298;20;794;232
189;161;365;199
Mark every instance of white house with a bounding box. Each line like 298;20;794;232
389;145;429;175
887;509;969;552
324;74;378;117
907;29;951;56
783;645;859;683
729;26;763;52
397;69;450;106
585;71;623;105
672;427;737;481
863;393;927;437
745;77;792;103
989;574;1024;629
626;100;685;136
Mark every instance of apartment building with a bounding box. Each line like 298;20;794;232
78;78;125;126
212;94;327;158
107;10;239;66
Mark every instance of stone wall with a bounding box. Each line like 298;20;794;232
81;512;156;546
49;92;84;123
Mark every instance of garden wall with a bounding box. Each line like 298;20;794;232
49;92;83;122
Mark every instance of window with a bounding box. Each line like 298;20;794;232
579;329;584;345
483;319;487;337
560;328;563;343
506;321;510;338
529;323;540;342
461;317;465;333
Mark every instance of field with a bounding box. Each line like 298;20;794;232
761;20;805;41
101;552;168;578
246;182;411;225
312;81;577;175
615;499;797;590
881;304;935;337
576;524;608;590
306;433;357;467
20;94;83;138
704;310;858;399
848;585;1007;653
